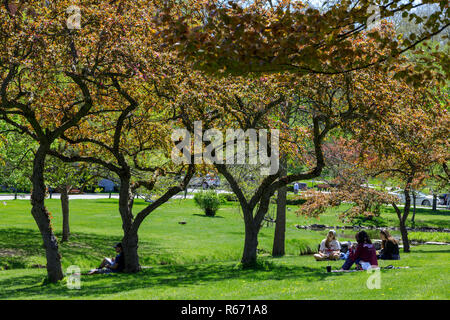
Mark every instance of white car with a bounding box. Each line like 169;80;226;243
388;190;434;206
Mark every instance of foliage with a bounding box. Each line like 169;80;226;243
0;123;34;194
156;0;449;83
408;232;450;243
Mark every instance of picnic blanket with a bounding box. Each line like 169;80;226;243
331;266;409;272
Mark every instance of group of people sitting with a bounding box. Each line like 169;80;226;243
89;229;399;274
314;229;400;271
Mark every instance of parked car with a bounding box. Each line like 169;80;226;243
188;175;220;189
389;190;434;206
188;177;204;188
205;176;220;189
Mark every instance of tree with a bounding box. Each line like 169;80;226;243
0;0;160;282
299;82;449;253
48;46;196;272
355;87;449;252
156;0;448;264
168;50;402;266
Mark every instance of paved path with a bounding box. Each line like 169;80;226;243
0;188;232;201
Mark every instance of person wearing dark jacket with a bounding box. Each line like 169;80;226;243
378;229;400;260
340;231;378;270
88;243;125;274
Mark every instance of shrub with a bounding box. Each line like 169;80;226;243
222;193;238;202
350;215;387;227
286;239;314;255
194;191;222;216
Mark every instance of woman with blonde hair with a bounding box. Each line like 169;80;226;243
378;229;400;260
314;230;341;261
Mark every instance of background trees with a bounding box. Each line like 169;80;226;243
44;156;96;242
0;122;34;198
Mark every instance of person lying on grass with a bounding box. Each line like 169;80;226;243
314;229;341;261
378;229;400;260
88;242;125;275
340;231;378;271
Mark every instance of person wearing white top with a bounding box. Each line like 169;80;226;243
293;182;299;195
314;230;341;261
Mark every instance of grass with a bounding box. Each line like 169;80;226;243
0;198;449;299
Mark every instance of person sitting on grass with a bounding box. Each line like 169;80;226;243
314;229;341;261
340;231;378;271
378;229;400;260
88;242;125;274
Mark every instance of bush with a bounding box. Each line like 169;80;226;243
194;191;222;216
350;215;387;227
222;193;238;202
286;239;314;255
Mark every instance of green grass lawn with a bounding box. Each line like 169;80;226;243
0;198;449;299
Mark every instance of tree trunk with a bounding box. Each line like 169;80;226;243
242;220;259;267
272;157;287;257
399;220;410;253
432;194;437;212
122;230;140;273
61;186;70;242
30;146;64;283
401;188;411;253
118;174;140;272
411;193;416;228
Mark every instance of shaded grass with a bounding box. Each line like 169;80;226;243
0;199;323;269
0;246;448;300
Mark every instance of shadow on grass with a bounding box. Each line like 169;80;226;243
75;199;119;205
192;214;225;219
0;261;344;299
0;227;167;269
